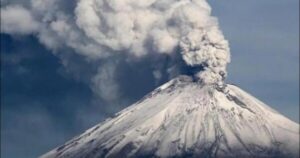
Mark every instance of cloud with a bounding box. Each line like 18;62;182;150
0;5;40;34
73;0;230;83
1;1;298;157
91;60;120;102
1;0;231;98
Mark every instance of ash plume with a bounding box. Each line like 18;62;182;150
1;0;230;100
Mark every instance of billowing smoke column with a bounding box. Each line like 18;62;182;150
1;0;230;101
75;0;230;84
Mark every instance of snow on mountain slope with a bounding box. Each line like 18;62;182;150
41;75;299;158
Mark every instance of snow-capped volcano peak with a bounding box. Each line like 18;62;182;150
41;75;299;158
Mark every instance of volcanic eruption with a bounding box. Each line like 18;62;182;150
11;0;295;157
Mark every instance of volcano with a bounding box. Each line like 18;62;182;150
41;75;299;158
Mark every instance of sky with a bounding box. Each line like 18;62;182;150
1;1;299;158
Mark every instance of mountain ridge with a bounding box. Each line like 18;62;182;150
41;75;299;158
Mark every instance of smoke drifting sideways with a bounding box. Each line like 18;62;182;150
1;0;230;102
